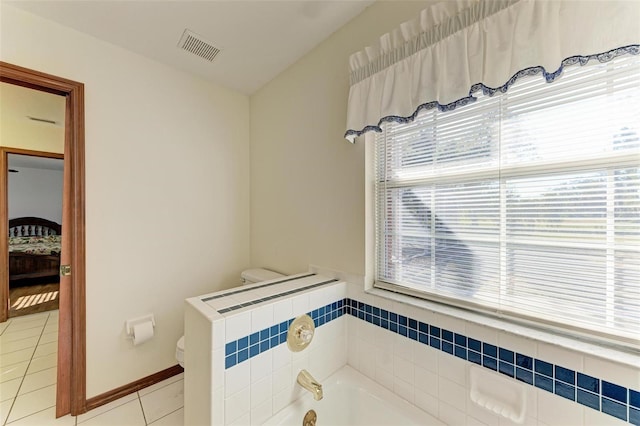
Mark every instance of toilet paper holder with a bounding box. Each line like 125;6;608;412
125;314;156;338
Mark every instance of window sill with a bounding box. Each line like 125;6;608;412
366;286;640;370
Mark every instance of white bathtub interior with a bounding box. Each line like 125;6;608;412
262;365;444;426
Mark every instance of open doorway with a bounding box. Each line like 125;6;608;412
7;152;64;318
0;61;86;417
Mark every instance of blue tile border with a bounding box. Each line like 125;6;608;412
220;296;639;424
224;299;345;369
344;297;640;425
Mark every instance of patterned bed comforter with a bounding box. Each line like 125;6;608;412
9;235;61;255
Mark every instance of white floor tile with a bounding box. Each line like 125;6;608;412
26;353;57;375
6;406;75;425
78;399;145;426
0;321;10;335
138;373;184;397
5;316;47;330
1;361;29;383
0;337;39;355
0;347;35;368
34;342;58;358
7;384;56;423
43;325;58;335
75;392;137;424
0;377;22;402
39;332;58;345
1;398;14;424
0;327;42;343
148;408;183;425
19;367;57;395
139;379;184;424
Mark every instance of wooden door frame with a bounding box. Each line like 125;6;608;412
0;62;86;417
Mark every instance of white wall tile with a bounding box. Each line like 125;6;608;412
465;322;498;347
225;364;250;398
250;375;272;409
224;387;250;425
272;365;292;395
272;299;293;324
536;388;583;426
414;388;439;418
372;324;394;350
438;401;466;426
394;377;415;404
438;352;466;386
414;365;438;397
393;335;413;362
213;388;224;426
228;413;250;426
225;311;251;342
251;305;273;333
498;331;537;358
394;355;414;385
466;394;503;426
212;319;225;350
413;343;439;374
291;293;310;316
272;386;294;415
250;350;272;384
583;355;640;390
251;397;273;425
432;312;466;335
271;344;291;371
537;342;583;371
584;404;629;426
375;367;394;392
467;415;491;426
375;345;393;374
358;339;377;379
438;377;467;412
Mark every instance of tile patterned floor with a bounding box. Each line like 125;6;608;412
0;311;184;425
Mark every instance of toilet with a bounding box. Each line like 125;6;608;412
176;268;284;368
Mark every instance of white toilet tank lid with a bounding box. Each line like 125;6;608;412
241;268;284;283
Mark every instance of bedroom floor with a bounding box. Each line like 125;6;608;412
0;311;185;425
8;283;60;318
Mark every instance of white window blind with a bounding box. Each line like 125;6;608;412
375;54;640;347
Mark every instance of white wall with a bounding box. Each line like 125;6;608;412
8;165;63;223
250;1;431;276
1;4;251;397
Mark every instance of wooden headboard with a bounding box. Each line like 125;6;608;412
9;217;61;237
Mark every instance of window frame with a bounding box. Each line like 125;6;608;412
364;61;640;352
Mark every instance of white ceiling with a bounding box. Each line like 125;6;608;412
6;0;375;94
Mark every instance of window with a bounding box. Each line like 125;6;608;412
374;54;640;347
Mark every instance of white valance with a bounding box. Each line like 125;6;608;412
345;0;640;142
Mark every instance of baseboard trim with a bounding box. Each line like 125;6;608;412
84;364;184;413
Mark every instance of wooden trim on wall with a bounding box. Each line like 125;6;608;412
0;150;7;323
0;61;86;417
85;365;184;412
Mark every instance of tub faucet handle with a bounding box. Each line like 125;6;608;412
297;369;323;401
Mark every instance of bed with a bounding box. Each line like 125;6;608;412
8;217;61;285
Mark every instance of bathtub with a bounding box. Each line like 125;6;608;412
262;366;444;426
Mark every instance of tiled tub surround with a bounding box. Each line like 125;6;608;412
184;274;349;426
345;297;640;425
185;273;640;425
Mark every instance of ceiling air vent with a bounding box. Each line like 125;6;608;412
178;29;221;62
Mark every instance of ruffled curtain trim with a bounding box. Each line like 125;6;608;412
345;0;640;143
345;45;640;141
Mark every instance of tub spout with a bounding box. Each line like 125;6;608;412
297;369;323;401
